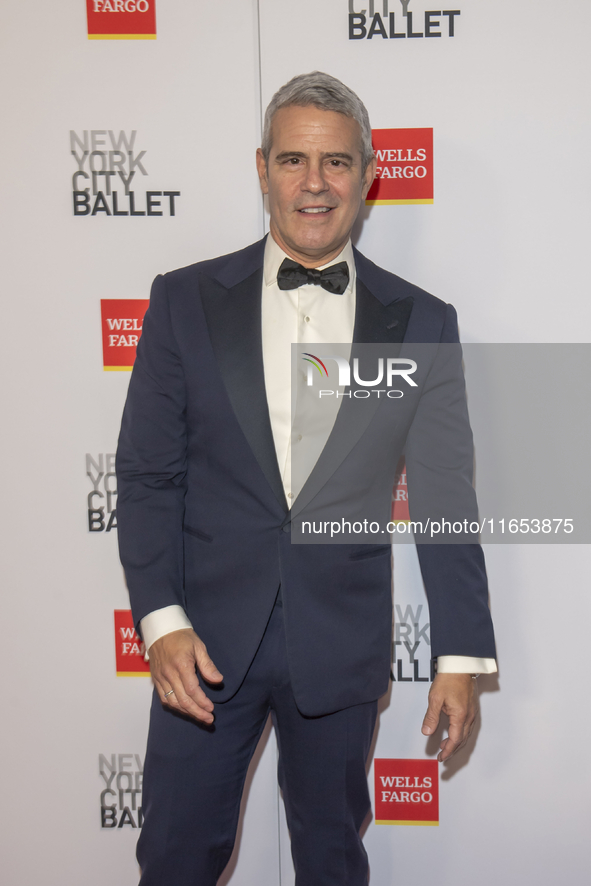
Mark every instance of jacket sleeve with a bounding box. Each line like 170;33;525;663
404;303;497;660
116;274;188;634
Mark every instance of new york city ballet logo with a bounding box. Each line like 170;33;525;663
348;1;461;42
392;602;434;683
374;759;439;825
87;453;117;532
302;352;417;398
86;0;156;40
366;129;433;205
70;129;181;217
101;299;149;370
99;754;144;829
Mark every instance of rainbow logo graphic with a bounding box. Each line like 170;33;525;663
302;352;329;378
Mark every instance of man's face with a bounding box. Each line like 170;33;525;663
256;105;376;268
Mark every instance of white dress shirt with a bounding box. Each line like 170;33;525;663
140;235;497;676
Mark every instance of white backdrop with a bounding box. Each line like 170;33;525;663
1;1;589;884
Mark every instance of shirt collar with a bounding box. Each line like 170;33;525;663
263;233;355;296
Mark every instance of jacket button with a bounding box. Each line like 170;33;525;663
282;524;291;533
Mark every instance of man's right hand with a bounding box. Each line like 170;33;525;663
148;629;223;725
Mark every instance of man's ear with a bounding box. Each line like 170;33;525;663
256;148;269;195
361;155;377;200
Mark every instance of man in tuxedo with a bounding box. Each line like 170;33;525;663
116;71;496;885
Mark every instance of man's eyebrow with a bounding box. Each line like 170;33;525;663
274;151;306;162
273;151;355;162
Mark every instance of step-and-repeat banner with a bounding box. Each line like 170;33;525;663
1;2;589;884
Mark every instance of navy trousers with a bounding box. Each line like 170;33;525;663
137;602;378;885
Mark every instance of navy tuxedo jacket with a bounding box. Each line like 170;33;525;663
116;238;496;717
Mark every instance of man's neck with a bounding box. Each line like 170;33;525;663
269;228;350;269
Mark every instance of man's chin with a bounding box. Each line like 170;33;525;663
282;232;347;264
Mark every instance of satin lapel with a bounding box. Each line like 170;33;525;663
290;280;414;520
199;269;288;512
353;279;414;345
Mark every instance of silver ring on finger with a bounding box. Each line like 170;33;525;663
164;689;175;698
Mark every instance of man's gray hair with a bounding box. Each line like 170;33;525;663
261;71;374;171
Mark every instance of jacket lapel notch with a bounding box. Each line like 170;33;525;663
353;279;414;344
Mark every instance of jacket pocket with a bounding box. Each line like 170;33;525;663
183;524;213;543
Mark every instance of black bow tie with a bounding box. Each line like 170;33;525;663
277;258;350;295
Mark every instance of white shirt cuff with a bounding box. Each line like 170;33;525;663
436;655;497;675
140;605;193;659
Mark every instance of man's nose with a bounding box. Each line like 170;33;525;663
301;162;328;193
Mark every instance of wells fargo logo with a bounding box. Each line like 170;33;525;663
374;759;438;825
101;299;149;370
86;0;156;40
366;128;433;205
114;610;150;676
391;457;409;523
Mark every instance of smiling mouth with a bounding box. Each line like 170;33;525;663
298;207;333;214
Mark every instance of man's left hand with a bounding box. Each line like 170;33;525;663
421;673;478;762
